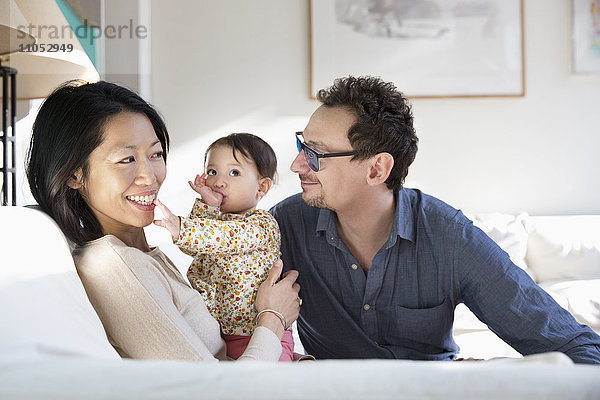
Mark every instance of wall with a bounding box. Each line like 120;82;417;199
149;0;600;218
13;0;600;217
408;0;600;215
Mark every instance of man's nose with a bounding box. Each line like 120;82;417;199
291;151;310;173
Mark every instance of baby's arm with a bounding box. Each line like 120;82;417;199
178;200;221;257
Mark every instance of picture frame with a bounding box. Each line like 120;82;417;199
310;0;525;98
572;0;600;74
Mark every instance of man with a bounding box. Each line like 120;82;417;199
270;76;600;363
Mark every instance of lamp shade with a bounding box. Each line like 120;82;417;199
1;0;99;100
0;0;36;56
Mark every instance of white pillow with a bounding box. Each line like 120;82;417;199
525;216;600;282
0;207;120;359
539;279;600;333
466;212;531;278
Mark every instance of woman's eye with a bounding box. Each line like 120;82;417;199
119;156;135;164
229;170;240;177
207;169;217;176
152;151;164;159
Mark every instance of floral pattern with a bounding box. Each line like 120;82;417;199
177;199;281;336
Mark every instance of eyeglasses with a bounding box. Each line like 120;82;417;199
295;131;358;172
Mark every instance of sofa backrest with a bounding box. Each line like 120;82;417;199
0;206;120;359
524;215;600;282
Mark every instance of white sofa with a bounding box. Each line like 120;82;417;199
1;206;599;399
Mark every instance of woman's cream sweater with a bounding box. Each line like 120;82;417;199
72;235;282;361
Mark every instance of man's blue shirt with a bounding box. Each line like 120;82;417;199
270;189;600;363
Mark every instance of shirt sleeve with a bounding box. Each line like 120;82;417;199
237;326;283;361
455;220;600;364
176;208;280;256
188;198;220;219
177;199;221;257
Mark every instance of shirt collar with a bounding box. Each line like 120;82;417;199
315;189;415;244
394;189;415;243
316;208;335;234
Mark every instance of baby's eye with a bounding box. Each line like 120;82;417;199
207;169;217;176
229;170;240;177
119;156;135;164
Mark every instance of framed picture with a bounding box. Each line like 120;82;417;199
573;0;600;74
310;0;525;98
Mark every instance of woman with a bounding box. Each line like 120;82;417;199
26;80;300;361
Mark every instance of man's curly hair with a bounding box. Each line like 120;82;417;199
317;76;418;192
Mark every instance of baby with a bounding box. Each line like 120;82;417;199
154;133;293;361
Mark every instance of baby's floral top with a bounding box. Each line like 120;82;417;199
176;199;281;336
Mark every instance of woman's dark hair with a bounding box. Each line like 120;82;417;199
26;80;170;246
205;133;277;181
317;76;418;192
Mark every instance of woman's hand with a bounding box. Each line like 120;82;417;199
254;259;300;339
188;173;223;207
153;198;181;241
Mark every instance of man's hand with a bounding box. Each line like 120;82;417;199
153;198;181;241
188;173;223;207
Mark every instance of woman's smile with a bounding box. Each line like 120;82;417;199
126;192;157;207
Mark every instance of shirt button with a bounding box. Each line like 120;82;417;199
363;304;371;311
351;264;358;270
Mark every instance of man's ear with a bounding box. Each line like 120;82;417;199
366;153;394;187
67;168;84;190
257;177;273;198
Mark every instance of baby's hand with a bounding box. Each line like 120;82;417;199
188;173;223;207
153;198;181;241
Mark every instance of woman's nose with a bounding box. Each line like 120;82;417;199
291;151;310;173
135;159;157;185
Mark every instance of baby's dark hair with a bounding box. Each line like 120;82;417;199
205;133;277;180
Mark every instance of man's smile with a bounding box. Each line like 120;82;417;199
298;175;319;185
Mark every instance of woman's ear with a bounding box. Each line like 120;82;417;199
366;153;394;187
67;168;84;190
257;177;273;198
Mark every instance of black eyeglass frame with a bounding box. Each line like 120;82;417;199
295;131;358;172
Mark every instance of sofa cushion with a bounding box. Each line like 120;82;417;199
525;216;600;282
4;354;597;400
0;206;120;359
